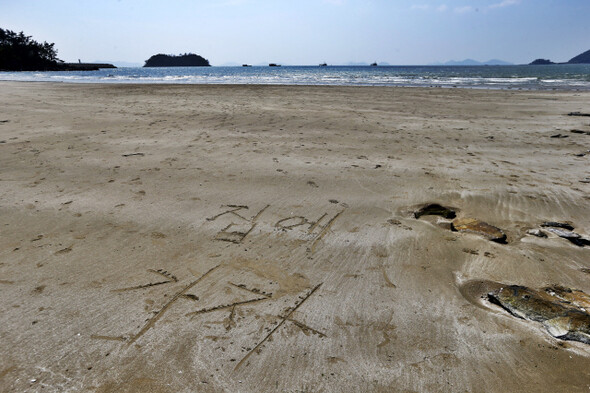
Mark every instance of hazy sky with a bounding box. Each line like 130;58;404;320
1;0;588;66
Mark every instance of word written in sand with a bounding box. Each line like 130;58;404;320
206;204;269;244
206;204;345;251
93;266;326;369
93;266;220;345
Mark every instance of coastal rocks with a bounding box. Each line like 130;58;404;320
526;221;590;247
487;284;590;345
413;203;456;219
412;204;507;243
451;218;507;243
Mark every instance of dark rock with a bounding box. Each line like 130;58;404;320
569;238;590;247
122;153;145;157
541;222;574;231
451;218;507;243
413;204;456;219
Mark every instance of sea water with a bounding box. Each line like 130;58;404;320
1;64;589;90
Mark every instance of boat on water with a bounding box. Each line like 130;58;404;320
269;63;281;67
319;62;327;67
370;62;378;67
242;64;252;67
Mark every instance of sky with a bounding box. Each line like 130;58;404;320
1;0;589;66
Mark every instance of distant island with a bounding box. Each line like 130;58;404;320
529;59;555;65
529;49;590;65
144;53;210;67
0;27;114;71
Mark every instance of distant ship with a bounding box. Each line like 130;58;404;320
319;62;327;67
370;62;378;67
269;63;281;67
242;64;252;67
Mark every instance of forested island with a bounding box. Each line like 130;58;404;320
0;27;114;71
143;53;210;67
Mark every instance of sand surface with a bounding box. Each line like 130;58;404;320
1;81;590;392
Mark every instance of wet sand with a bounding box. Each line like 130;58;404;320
1;81;590;392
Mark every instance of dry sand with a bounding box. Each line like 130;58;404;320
1;81;590;392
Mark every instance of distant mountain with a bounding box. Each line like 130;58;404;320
484;59;513;65
144;53;210;67
432;59;513;66
567;49;590;64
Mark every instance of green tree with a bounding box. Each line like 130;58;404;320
0;28;61;71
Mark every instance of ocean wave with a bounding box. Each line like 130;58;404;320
2;65;590;90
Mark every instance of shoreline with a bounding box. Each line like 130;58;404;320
1;63;589;91
1;79;588;92
1;82;589;392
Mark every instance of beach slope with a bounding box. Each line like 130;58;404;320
1;82;589;392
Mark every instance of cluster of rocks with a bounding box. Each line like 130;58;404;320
413;203;589;247
527;222;590;247
413;203;506;243
414;203;590;344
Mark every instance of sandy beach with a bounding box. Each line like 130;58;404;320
1;81;590;392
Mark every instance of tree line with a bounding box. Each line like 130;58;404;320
0;27;62;71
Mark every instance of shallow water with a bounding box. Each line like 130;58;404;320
1;64;590;90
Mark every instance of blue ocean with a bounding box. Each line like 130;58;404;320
1;64;589;90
